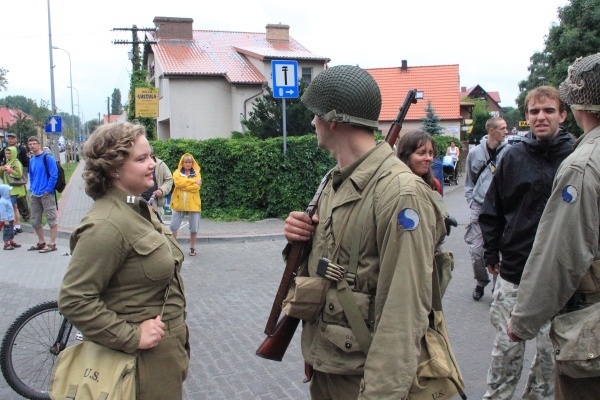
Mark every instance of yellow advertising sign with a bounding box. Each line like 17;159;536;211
135;88;159;118
518;121;530;127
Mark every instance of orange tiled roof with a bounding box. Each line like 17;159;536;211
149;30;329;84
366;65;461;122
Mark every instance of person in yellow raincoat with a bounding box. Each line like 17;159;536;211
170;153;201;256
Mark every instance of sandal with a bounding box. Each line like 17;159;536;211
39;244;57;253
189;248;196;256
28;242;46;251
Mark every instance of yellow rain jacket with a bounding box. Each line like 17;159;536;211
170;153;201;212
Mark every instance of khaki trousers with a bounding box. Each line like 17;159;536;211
136;320;190;400
310;370;362;400
555;369;600;400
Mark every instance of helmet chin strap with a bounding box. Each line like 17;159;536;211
321;110;379;130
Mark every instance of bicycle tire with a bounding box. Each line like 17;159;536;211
0;301;77;400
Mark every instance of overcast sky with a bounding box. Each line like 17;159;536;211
1;0;569;126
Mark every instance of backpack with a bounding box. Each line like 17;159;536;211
42;153;67;193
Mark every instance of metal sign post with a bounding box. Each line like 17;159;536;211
271;60;299;154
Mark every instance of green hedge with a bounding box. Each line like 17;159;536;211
432;135;461;158
151;136;336;221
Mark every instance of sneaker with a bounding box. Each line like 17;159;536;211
9;242;21;248
472;285;484;301
3;245;14;250
14;227;23;234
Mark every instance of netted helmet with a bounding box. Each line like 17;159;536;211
301;65;381;130
559;53;600;113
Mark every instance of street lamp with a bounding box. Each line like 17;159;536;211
52;46;74;144
67;86;80;134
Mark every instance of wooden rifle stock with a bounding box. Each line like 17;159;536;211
385;89;418;147
256;174;331;361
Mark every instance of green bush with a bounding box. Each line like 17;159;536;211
151;136;336;221
433;136;461;158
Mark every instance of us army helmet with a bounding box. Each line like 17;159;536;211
559;53;600;113
301;65;381;130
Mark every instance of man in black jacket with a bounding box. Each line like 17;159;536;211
479;86;574;400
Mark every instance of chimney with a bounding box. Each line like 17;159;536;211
461;87;466;92
153;17;194;40
401;60;408;71
266;23;290;42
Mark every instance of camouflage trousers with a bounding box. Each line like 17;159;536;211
483;277;555;400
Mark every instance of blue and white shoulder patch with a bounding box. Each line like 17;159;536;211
562;185;578;203
398;208;420;230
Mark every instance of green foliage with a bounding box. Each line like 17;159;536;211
0;95;51;130
432;136;461;158
501;106;522;131
468;100;492;144
85;119;100;134
7;114;37;143
111;89;123;115
421;100;443;135
518;0;600;136
0;67;7;91
242;80;313;139
127;59;156;140
150;135;336;221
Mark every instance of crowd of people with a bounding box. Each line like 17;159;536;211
3;52;600;400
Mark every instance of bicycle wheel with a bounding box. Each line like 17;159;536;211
0;301;77;400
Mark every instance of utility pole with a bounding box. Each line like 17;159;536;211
112;25;156;71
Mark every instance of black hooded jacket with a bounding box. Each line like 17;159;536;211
479;128;574;285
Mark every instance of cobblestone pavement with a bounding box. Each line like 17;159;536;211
0;167;537;399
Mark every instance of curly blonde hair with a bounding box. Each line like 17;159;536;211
82;122;146;200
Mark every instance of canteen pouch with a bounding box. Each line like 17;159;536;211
49;341;136;400
282;276;329;322
408;310;466;400
551;301;600;378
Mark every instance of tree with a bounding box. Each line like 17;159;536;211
7;113;37;143
242;80;313;139
0;67;8;91
501;106;522;131
85;119;100;134
518;0;600;136
0;95;51;132
421;100;443;135
111;89;123;115
469;99;492;144
127;53;156;140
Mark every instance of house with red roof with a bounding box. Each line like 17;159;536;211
144;17;329;140
367;61;463;138
0;105;35;143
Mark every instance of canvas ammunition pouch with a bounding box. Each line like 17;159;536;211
282;277;330;323
551;302;600;378
551;260;600;378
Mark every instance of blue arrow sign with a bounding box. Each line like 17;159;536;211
272;60;299;99
45;116;62;134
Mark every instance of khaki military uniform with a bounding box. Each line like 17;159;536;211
291;142;446;399
59;187;189;400
510;126;600;398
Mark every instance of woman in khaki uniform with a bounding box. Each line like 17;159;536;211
58;122;189;400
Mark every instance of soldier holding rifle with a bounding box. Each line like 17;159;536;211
281;65;446;399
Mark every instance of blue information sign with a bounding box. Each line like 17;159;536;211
272;60;299;99
45;116;62;134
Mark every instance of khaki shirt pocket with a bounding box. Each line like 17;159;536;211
131;230;173;281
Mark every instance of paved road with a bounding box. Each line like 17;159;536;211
0;181;537;399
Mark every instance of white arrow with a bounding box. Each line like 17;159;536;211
49;117;58;132
285;89;295;95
